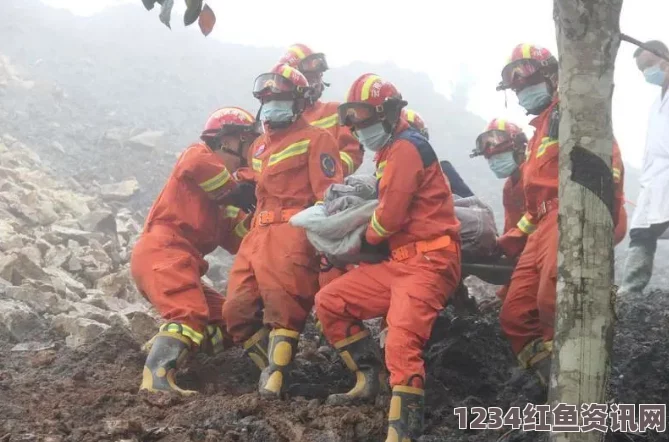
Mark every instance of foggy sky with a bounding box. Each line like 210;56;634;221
42;0;669;169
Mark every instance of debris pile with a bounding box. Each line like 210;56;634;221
0;134;156;349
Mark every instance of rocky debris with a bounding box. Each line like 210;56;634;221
127;130;164;150
100;178;140;202
0;134;157;349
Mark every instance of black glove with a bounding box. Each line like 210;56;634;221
228;182;257;214
359;236;391;262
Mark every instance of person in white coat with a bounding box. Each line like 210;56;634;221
620;40;669;296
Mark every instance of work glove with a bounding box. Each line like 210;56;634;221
359;235;390;263
496;230;527;259
227;182;257;214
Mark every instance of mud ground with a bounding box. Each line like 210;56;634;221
1;280;668;442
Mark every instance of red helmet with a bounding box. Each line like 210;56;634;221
253;63;311;101
471;118;528;159
338;74;407;128
402;108;429;139
201;106;258;140
497;43;558;91
278;43;329;74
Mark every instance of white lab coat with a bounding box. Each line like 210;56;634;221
630;91;669;237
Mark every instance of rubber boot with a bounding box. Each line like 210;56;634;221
243;326;270;370
258;328;299;399
199;325;227;356
518;338;552;387
326;329;389;405
385;385;425;442
139;330;198;395
618;243;655;296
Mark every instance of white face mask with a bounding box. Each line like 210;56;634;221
259;100;294;122
355;122;392;152
517;83;552;114
487;151;518;179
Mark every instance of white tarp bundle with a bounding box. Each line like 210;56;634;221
290;174;499;263
289;175;379;263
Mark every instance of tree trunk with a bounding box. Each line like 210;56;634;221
551;1;623;441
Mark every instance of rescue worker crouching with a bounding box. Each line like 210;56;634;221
495;43;627;388
131;107;260;395
222;63;344;399
471;118;528;301
314;74;462;442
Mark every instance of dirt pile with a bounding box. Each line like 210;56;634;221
1;277;668;441
0;129;158;350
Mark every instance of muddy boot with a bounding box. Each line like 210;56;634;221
518;338;552;388
199;325;228;356
243;326;270;370
385;385;425;442
618;243;655;296
326;329;389;405
258;328;299;399
140;330;197;395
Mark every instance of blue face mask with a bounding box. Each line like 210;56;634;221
356;122;392;152
644;65;666;87
517;83;552;114
487;151;518;179
260;100;294;123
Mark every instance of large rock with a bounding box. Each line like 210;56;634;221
44;189;91;217
3;285;68;315
95;269;134;299
51;315;110;348
126;311;158;344
0;252;49;285
78;210;117;236
44;245;73;269
127;130;164;150
100;179;139;202
0;299;45;342
44;267;88;298
50;225;101;245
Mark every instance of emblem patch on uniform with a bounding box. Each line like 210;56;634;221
320;153;336;178
254;144;266;157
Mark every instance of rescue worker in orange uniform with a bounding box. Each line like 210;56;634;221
222;63;343;398
495;44;628;387
279;44;363;177
314;74;462;441
131;107;260;395
471;118;529;301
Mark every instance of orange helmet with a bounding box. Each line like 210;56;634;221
402;108;429;139
497;43;558;91
471;118;528;159
201;106;258;140
338;74;407;130
278;43;329;74
252;63;311;101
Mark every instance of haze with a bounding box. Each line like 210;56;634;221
42;0;669;170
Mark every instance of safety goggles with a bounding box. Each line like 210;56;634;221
202;123;259;139
473;130;514;158
498;59;547;91
253;73;295;99
299;53;328;73
337;102;382;128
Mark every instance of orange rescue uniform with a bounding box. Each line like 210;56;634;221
303;100;363;177
499;98;627;365
315;121;462;387
130;143;250;345
496;164;526;301
222;117;343;342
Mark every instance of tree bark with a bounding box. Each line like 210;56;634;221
551;1;623;441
